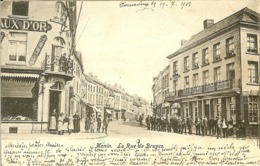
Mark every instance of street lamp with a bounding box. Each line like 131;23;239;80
40;73;47;133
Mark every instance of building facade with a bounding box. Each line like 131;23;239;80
165;8;259;136
1;1;76;133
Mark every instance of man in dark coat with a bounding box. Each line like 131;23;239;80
195;117;201;135
187;116;193;135
208;118;214;136
103;114;111;134
145;115;151;130
73;112;80;133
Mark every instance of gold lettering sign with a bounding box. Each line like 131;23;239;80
0;18;52;33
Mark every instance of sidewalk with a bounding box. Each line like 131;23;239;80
2;131;107;140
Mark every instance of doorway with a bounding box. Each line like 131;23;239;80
49;90;61;130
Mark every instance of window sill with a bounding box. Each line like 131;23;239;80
224;54;236;59
192;66;199;70
201;63;210;67
183;69;190;73
8;15;29;19
212;59;222;63
247;83;260;86
5;62;26;66
246;52;259;56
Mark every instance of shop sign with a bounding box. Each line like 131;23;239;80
28;35;47;66
0;18;52;32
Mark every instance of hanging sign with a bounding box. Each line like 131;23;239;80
0;18;52;32
28;35;47;66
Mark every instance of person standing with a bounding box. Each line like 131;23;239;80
208;118;214;136
73;112;80;133
103;114;110;134
182;118;187;134
239;119;246;139
139;114;143;126
195;117;201;135
222;117;228;138
145;115;151;130
216;117;222;139
228;117;234;136
68;115;74;134
49;109;57;133
57;112;64;135
97;114;102;133
187;116;192;135
89;113;95;133
150;116;154;131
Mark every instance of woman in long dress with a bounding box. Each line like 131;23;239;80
57;112;64;135
73;112;80;133
49;109;57;133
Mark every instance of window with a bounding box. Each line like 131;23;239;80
184;56;189;71
226;63;235;80
192;52;199;68
248;96;258;123
12;1;29;16
247;34;257;53
184;76;189;88
203;70;209;84
228;97;236;115
193;73;198;87
173;80;178;95
213;43;221;61
173;61;178;75
55;2;66;22
214;67;221;83
216;98;221;114
226;37;234;54
202;48;209;65
9;32;27;62
248;61;258;83
194;102;198;118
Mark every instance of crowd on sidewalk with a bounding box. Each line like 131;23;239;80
48;109;111;135
145;115;247;139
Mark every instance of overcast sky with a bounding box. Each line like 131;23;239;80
76;0;258;101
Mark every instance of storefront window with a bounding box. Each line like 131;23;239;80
2;98;37;121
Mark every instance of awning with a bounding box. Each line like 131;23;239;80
172;103;181;109
93;107;102;113
106;109;112;114
1;80;37;98
1;73;39;79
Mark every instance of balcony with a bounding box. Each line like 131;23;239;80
191;86;203;94
178;80;233;97
216;80;231;90
183;88;191;95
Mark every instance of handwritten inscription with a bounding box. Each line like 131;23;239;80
2;139;260;165
119;1;192;12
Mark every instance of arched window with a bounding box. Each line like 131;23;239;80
50;81;64;90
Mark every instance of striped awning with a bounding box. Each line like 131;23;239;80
1;73;39;79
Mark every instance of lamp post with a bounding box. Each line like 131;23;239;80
40;73;47;133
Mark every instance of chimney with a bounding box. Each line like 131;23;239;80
203;19;214;29
181;40;187;46
89;72;93;77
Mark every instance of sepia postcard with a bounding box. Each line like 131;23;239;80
1;0;260;165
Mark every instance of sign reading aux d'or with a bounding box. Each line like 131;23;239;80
0;18;52;32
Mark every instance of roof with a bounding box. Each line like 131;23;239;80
167;7;260;59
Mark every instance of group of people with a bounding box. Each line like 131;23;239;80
85;113;110;134
145;115;247;139
48;109;111;135
49;109;81;135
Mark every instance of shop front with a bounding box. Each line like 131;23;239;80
1;72;40;133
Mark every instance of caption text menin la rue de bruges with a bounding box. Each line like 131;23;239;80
2;139;260;166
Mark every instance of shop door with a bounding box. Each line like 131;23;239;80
205;104;210;119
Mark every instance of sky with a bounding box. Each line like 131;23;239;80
75;0;259;101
